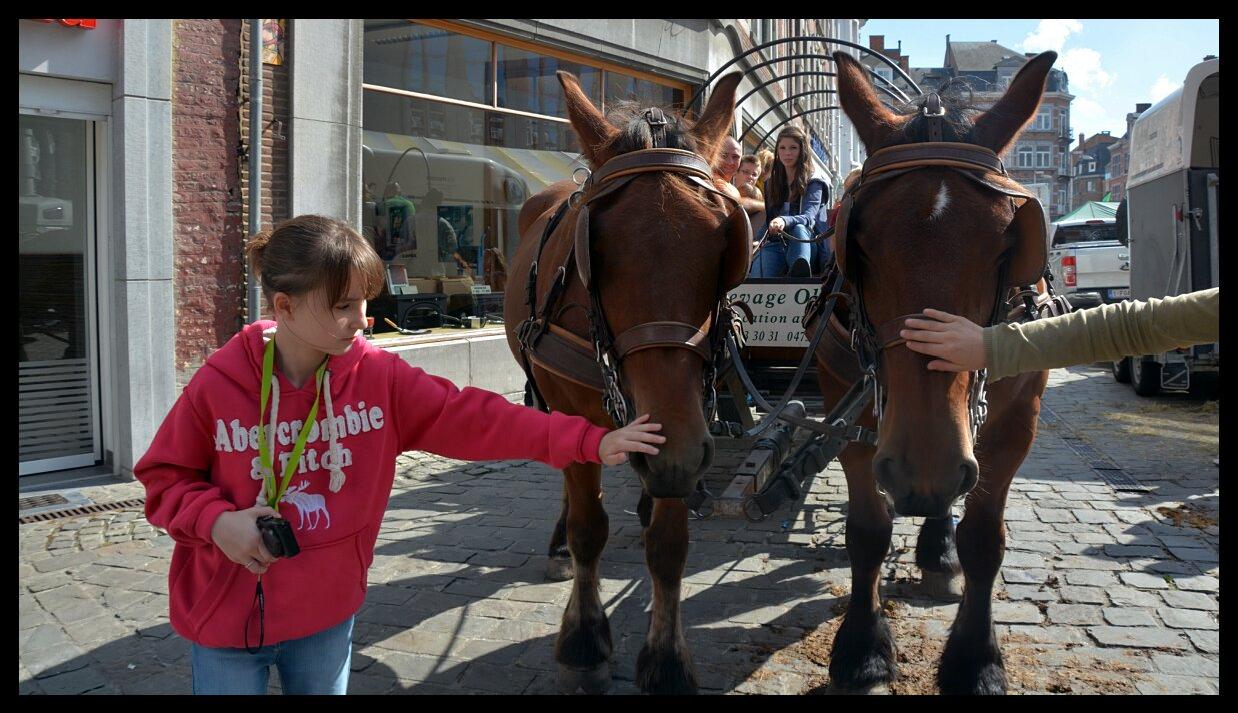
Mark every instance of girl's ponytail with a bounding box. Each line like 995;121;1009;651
245;229;274;277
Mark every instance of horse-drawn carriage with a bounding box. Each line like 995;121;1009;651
503;36;1070;695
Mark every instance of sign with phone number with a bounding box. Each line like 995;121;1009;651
726;282;821;347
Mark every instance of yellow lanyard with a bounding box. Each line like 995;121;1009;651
258;338;326;513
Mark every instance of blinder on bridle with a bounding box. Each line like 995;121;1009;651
516;107;753;428
833;141;1048;287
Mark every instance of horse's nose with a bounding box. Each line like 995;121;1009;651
873;454;973;518
631;438;712;499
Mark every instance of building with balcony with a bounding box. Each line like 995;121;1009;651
866;36;1076;219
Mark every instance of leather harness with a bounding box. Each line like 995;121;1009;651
515;115;750;428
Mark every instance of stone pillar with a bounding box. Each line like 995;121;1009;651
111;19;175;479
289;19;363;228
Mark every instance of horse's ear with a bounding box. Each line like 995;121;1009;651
557;70;620;167
833;51;900;151
690;71;744;167
973;52;1057;155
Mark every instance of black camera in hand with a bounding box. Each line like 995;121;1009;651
256;515;300;558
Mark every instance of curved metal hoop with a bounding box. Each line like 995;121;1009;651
751;106;842;150
689;34;923;114
737;89;839;144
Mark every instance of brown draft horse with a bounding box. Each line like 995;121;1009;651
503;71;750;694
815;51;1059;694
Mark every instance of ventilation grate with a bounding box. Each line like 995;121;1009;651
18;493;70;511
18;498;146;525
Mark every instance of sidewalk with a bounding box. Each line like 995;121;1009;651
18;364;1218;694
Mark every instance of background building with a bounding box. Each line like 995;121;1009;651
20;19;357;484
1070;131;1120;209
19;18;868;485
865;35;1076;219
1103;103;1151;203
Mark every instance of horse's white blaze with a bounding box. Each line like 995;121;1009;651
930;182;950;220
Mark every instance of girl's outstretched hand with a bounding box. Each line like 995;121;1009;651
900;308;986;372
598;414;666;465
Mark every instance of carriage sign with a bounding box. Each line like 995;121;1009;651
727;280;821;347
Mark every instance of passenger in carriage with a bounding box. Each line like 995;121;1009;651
756;148;775;190
749;126;827;278
735;155;766;240
713;135;743;187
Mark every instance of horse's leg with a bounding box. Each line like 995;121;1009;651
555;461;613;694
829;445;897;693
937;405;1036;695
916;515;963;599
635;497;696;694
635;489;653;546
546;480;573;581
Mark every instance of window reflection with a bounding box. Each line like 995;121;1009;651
605;73;684;109
497;45;600;118
361;21;684;329
363;20;492;104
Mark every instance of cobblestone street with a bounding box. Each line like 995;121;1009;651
18;364;1219;695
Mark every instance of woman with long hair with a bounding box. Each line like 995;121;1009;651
750;126;828;277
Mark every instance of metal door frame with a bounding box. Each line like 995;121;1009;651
18;107;108;476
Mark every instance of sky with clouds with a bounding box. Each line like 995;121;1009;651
859;19;1218;142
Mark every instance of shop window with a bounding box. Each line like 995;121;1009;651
497;45;600;119
605;73;684;111
361;20;684;330
363;20;492;105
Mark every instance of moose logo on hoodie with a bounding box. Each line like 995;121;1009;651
210;398;387;531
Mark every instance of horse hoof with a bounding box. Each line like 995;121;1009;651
545;555;574;581
558;663;612;694
920;570;964;600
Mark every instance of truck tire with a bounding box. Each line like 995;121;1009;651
1112;357;1132;384
1132;356;1161;397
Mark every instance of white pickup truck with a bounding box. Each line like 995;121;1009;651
1046;215;1129;310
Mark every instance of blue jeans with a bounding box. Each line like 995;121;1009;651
750;223;813;277
190;615;354;695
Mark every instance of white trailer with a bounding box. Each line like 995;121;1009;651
1118;57;1219;396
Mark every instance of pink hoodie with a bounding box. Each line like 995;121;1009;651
135;320;608;648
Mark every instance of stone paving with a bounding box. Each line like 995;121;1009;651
18;364;1219;694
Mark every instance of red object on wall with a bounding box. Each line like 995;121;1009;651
35;19;97;29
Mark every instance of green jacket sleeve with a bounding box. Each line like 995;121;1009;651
983;288;1219;380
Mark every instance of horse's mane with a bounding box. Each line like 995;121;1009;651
604;100;698;155
883;78;978;147
597;101;714;209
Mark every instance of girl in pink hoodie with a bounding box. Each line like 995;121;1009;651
134;215;665;694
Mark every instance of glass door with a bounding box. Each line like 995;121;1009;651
19;114;101;475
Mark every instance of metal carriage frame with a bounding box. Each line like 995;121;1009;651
677;36;926;521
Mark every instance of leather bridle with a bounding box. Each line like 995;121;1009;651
516;111;750;428
828;100;1054;442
